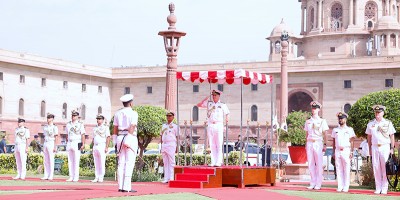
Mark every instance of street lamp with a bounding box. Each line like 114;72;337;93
158;3;186;112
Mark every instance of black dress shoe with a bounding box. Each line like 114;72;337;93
118;189;123;192
122;190;137;193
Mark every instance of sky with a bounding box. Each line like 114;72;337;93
0;0;301;68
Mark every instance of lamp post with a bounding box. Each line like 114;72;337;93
280;30;289;124
158;3;186;112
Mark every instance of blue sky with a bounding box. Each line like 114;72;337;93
0;0;300;68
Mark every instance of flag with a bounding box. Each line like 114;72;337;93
280;117;288;132
272;115;279;132
196;96;209;108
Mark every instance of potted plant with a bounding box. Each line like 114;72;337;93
279;111;309;164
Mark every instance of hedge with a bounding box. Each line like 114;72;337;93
0;151;246;177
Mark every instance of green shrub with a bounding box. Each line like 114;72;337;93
347;88;400;138
359;161;375;188
279;111;310;146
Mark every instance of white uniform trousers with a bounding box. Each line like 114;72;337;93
117;134;138;191
306;141;324;188
43;141;55;179
161;143;176;181
371;144;390;193
207;123;224;166
14;143;27;179
335;148;351;191
67;141;81;181
93;143;106;181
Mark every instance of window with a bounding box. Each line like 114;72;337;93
192;106;199;121
251;105;258;121
251;84;258;91
385;79;393;87
193;85;199;93
124;87;130;94
0;72;3;81
41;78;46;87
63;81;68;89
365;2;377;21
147;86;153;94
20;75;25;83
98;106;102;115
344;80;352;88
275;41;281;54
344;103;352;113
330;47;335;52
331;3;343;30
62;103;67;119
40;101;46;117
19;98;24;116
98;86;102;93
82;84;86;92
217;84;224;92
81;104;86;120
0;96;2;115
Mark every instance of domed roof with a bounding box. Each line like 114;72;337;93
270;19;294;38
375;16;400;30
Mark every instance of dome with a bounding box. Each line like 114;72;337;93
270;19;294;37
375;16;400;30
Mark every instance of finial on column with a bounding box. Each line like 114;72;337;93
167;2;177;30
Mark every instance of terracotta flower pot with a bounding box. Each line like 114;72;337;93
288;146;307;164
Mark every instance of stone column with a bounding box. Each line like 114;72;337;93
280;39;289;124
301;6;305;34
396;34;398;49
390;0;393;16
354;0;358;26
387;33;390;49
386;0;390;16
317;0;323;30
349;0;354;26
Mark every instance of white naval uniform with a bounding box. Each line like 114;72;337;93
366;118;395;194
360;140;370;158
14;127;30;179
66;121;86;181
92;123;110;182
331;125;355;192
206;100;229;166
113;107;138;191
43;124;58;179
304;117;329;189
161;122;178;182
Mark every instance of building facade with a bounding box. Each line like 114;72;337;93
0;0;399;147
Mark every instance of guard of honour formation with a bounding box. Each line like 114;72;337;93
11;91;396;195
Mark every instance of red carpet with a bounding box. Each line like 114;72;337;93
0;177;399;200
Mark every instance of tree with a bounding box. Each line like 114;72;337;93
279;111;310;146
347;88;400;138
110;105;167;169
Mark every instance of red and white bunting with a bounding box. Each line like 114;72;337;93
176;69;273;85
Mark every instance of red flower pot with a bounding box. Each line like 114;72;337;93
288;146;307;164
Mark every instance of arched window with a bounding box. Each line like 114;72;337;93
0;96;2;115
275;41;281;54
192;106;199;122
365;1;377;22
390;33;396;48
62;103;67;119
81;104;86;120
309;7;315;31
19;98;24;116
40;101;46;117
98;106;102;115
331;3;343;30
344;103;352;113
251;105;258;122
